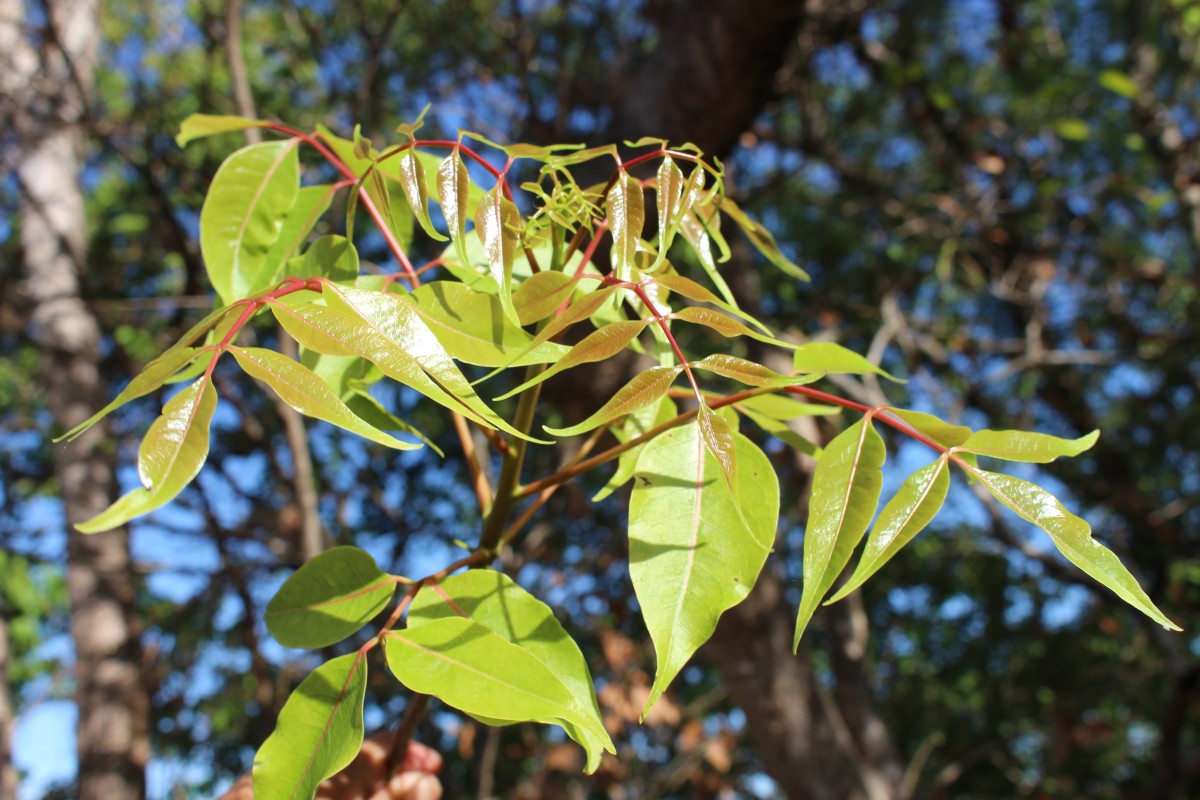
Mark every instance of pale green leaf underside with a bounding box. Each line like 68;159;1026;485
253;653;368;800
794;418;886;647
176;113;268;146
630;424;779;716
793;342;902;381
265;546;396;649
959;429;1100;463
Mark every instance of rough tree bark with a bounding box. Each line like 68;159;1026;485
2;0;150;797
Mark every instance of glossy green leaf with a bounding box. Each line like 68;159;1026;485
200;140;300;305
77;377;218;533
406;281;569;367
671;306;794;348
544;365;683;437
594;396;677;501
253;652;368;800
512;270;578;324
285;235;359;284
394;150;447;241
408;570;613;771
321;126;414;255
229;346;419;450
630;424;778;714
263;184;338;284
678;194;736;307
958;429;1099;463
883;408;971;448
437;150;473;272
494;319;650;401
827;457;950;603
651;272;770;333
719;196;809;281
653;156;685;269
691;354;820;389
317;286;544;441
969;468;1179;630
176;113;268;146
384;617;613;772
475;186;522;324
607;170;645;280
794;418;886;647
697;404;739;494
792;342;902;381
265;547;396;649
56;345;207;442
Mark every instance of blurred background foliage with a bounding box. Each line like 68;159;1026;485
2;0;1199;798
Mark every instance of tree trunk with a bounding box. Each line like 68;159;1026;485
3;1;151;797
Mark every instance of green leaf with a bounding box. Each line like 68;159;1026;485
883;408;971;448
200;140;300;305
176;113;269;146
958;429;1099;463
653;156;685;269
77;377;218;533
794;418;886;647
1055;118;1091;141
384;617;614;772
262;184;338;285
313;286;545;441
253;652;368;800
594;396;677;501
671;306;793;348
56;345;207;442
1098;69;1140;99
719;197;809;280
736;393;839;421
285;235;359;284
793;341;902;381
969;468;1180;631
678;187;736;306
607;170;645;280
651;272;771;333
408;570;613;771
437;150;473;273
544;365;683;437
827;457;950;603
393;150;447;241
475;186;522;325
229;346;420;450
265;547;396;649
494;319;651;401
513;270;578;325
407;281;569;367
691;354;820;389
630;424;778;714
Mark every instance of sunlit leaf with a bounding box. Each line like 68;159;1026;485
253;653;368;800
671;306;794;348
607;170;645;280
968;468;1180;630
512;270;578;325
393;150;447;241
384;616;613;773
691;354;820;389
827;457;950;603
794;418;886;647
263;184;338;283
793;341;902;381
494;319;650;401
1098;69;1139;99
630;424;778;714
408;570;613;771
651;272;770;333
437;149;473;272
285;235;359;284
652;156;685;269
200;140;300;305
406;281;569;367
176;113;269;146
475;186;522;325
229;346;420;450
958;429;1099;463
543;365;683;437
883;408;971;448
265;547;396;649
594;396;677;501
76;377;218;533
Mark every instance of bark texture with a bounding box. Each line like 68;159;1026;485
2;0;150;797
